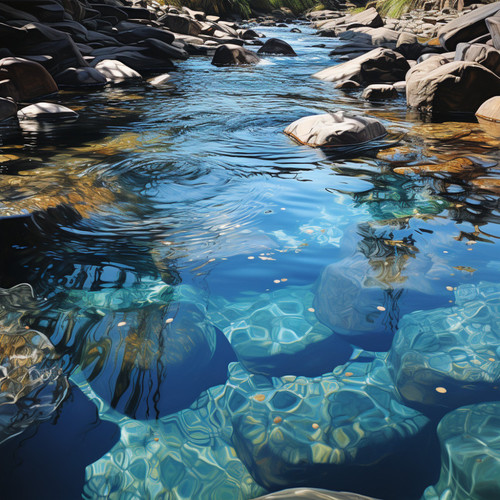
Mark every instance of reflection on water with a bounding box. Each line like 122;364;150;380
0;24;499;500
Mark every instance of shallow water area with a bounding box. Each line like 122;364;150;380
0;23;500;500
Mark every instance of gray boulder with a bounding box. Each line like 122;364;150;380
362;83;398;100
284;111;386;148
455;42;500;76
211;44;260;66
55;66;107;89
406;60;500;114
164;14;202;36
94;59;142;84
437;2;500;50
486;14;500;50
313;48;410;84
17;102;78;121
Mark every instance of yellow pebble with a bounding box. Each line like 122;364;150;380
446;286;453;291
435;387;447;394
345;372;353;377
308;307;315;313
273;279;281;284
165;318;174;324
312;423;319;429
377;306;386;311
273;416;282;424
117;321;127;327
254;394;265;402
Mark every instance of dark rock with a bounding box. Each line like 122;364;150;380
211;44;260;66
0;2;38;22
253;488;380;500
120;6;152;21
54;66;107;89
406;60;500;114
0;97;16;121
335;80;361;89
137;38;189;60
91;48;175;74
313;48;410;84
0;57;58;101
438;2;500;50
114;24;175;45
290;27;302;33
91;4;129;22
257;38;297;56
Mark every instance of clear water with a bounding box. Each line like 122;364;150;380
0;24;499;500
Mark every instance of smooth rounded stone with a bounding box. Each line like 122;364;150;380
393;80;406;92
238;28;260;39
318;7;384;36
290;27;302;33
229;359;429;491
138;37;189;61
211;44;260;66
17;102;78;121
75;373;265;500
406;60;500;114
361;84;398;100
313;48;410;84
148;73;171;87
207;285;352;376
0;57;58;101
388;282;500;411
55;66;107;88
253;489;379;500
455;42;500;76
115;22;176;45
0;284;69;444
335;80;361;90
284;111;386;148
438;2;500;50
487;15;500;50
94;59;142;84
422;402;500;500
92;49;175;73
0;97;17;121
257;38;297;56
476;96;500;137
397;31;419;46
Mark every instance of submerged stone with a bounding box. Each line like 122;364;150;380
253;489;379;499
422;402;500;500
76;371;265;500
388;282;500;411
0;284;68;444
229;359;429;491
207;285;352;376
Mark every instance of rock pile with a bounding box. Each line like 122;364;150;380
308;2;500;115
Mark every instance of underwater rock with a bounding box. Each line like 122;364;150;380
0;284;68;443
422;402;500;500
284;112;386;148
207;285;352;376
253;488;379;499
76;371;266;500
228;359;429;491
388;282;500;411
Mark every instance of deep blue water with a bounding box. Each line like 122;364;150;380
0;24;499;500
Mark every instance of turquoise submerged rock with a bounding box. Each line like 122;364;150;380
388;282;500;410
423;402;500;500
227;359;429;490
207;285;352;376
75;371;266;500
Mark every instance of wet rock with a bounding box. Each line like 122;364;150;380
455;42;500;76
393;157;483;178
0;284;69;444
422;402;500;500
17;102;78;121
93;59;142;84
362;84;398;100
470;176;500;193
393;80;406;92
78;370;265;500
335;80;361;90
211;44;260;66
257;38;297;56
114;23;175;45
148;73;171;87
165;14;202;36
137;38;189;61
406;60;500;114
253;488;379;499
91;48;175;74
438;2;500;50
313;48;410;84
318;8;384;36
207;285;352;376
388;282;500;411
0;57;58;101
339;27;400;48
229;359;429;490
0;97;16;121
54;66;107;89
284;111;386;148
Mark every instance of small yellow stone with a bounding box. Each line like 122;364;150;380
446;286;454;291
254;394;265;402
377;306;386;311
273;279;281;284
308;307;315;313
312;423;319;429
117;321;126;327
273;416;282;424
435;387;447;394
165;318;174;324
248;256;255;260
